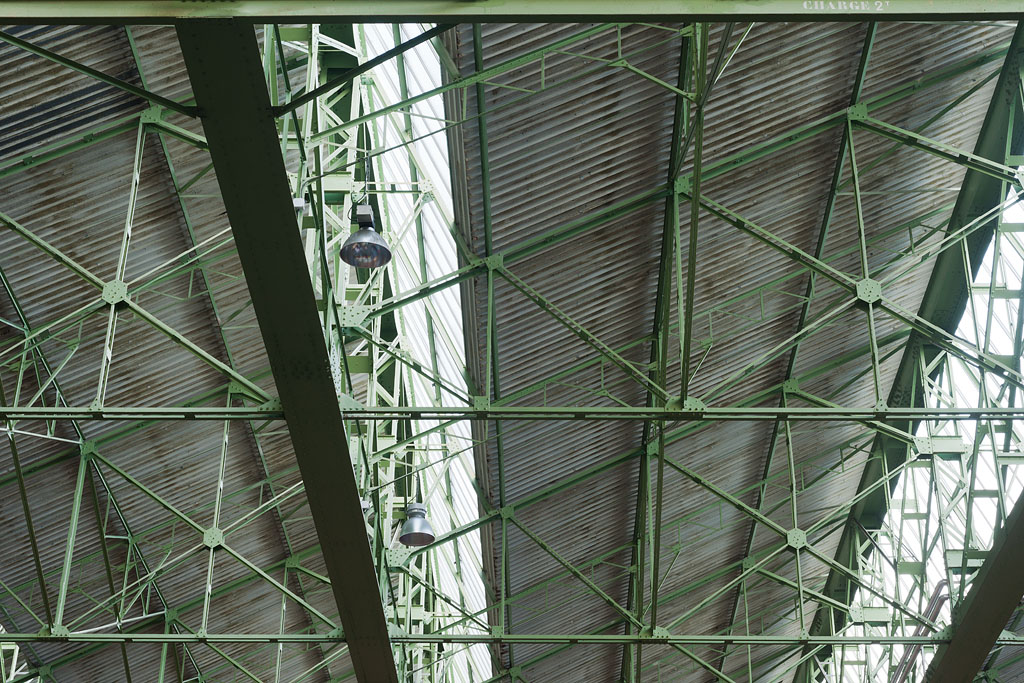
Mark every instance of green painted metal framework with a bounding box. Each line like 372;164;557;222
0;5;1022;683
2;1;1024;21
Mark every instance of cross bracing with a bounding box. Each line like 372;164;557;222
0;9;1023;683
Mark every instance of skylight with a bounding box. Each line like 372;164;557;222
358;23;492;681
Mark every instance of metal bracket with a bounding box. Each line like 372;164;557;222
914;435;934;456
139;106;165;125
682;397;707;413
227;380;265;402
101;280;129;305
338;393;365;411
257;397;283;413
472;395;490;411
203;527;224;548
782;378;800;393
484;253;504;270
674;176;691;194
651;626;671;639
847;102;869;121
387;546;413;567
79;440;96;458
338;304;370;329
787;528;807;550
856;278;882;304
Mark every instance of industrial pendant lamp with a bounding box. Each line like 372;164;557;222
340;204;392;268
399;502;435;547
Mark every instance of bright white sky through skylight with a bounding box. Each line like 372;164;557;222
360;24;492;682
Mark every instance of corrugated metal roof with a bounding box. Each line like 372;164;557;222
451;19;1015;682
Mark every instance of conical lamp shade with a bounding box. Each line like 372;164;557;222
340;228;392;268
399;502;435;547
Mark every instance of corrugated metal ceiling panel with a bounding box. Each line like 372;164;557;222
452;19;1015;682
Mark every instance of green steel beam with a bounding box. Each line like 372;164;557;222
3;1;1024;21
621;27;693;682
0;29;197;117
436;430;886;668
2;401;921;679
0;632;1019;647
925;488;1024;681
175;19;397;683
0;30;984;394
796;22;1024;683
9;428;872;679
84;472;134;683
0;383;53;631
695;190;1024;390
0;328;909;496
853;114;1021;185
0;114;142;179
466;18;518;673
0;407;282;419
336;406;1024;420
0;207;271;401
